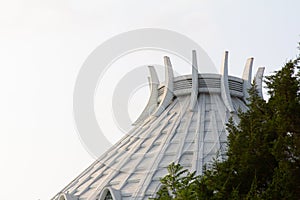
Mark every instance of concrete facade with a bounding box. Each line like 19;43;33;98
53;51;264;200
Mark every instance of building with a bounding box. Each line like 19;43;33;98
53;51;264;200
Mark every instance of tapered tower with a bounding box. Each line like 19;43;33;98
53;51;264;200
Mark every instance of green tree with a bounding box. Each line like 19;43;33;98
151;162;199;200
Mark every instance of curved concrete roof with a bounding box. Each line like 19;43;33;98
53;51;264;200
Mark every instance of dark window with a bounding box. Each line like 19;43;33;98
104;191;113;200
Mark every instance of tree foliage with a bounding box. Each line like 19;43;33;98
153;46;300;199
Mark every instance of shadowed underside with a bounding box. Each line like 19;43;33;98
53;51;264;200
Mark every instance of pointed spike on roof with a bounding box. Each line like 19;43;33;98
220;51;229;75
192;50;198;71
148;65;159;85
152;56;174;117
220;51;235;113
163;56;174;86
242;57;254;103
164;56;172;68
254;67;265;98
147;76;151;91
132;65;159;125
242;57;254;82
190;50;199;111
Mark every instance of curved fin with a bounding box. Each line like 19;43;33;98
220;51;235;113
132;66;159;125
254;67;265;98
242;57;254;103
190;50;199;111
152;56;174;117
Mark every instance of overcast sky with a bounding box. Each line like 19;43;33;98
0;1;300;200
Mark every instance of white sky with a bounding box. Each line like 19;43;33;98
0;1;299;199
